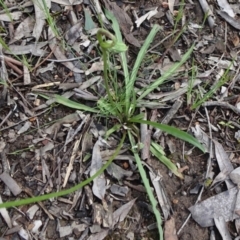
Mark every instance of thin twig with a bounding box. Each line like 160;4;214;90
202;101;240;115
32;47;55;74
22;185;54;220
0;102;17;128
38;145;74;195
147;32;175;53
1;55;23;66
228;65;240;90
198;0;215;28
140;107;151;160
0;108;49;131
45;56;84;63
5;60;23;75
6;78;32;108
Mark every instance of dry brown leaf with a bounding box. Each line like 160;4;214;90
168;0;175;14
85;61;104;75
0;11;22;21
217;10;240;30
112;198;137;226
51;0;83;5
48;27;84;73
164;217;178;240
90;140;106;200
0;172;22;196
0;195;12;228
5;42;48;56
102;0;140;47
32;0;51;41
12;16;35;42
231;34;240;47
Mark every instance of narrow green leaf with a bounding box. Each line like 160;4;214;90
0;133;126;209
105;9;130;109
105;124;121;139
98;98;119;116
138;44;194;100
150;142;183;179
191;65;232;109
53;94;99;113
128;132;163;240
105;9;123;42
129;119;205;152
105;10;129;76
126;24;161;112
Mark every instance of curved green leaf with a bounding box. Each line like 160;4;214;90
150;142;183;179
138;45;194;100
128;132;163;240
126;24;161;113
129;119;205;152
54;94;99;113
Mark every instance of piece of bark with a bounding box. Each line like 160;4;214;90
0;172;22;196
164;217;178;240
153;98;183;140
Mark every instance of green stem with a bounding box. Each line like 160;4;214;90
97;29;117;106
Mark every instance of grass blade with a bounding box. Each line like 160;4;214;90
150;142;183;179
191;64;232;109
126;24;161;113
138;44;194;100
105;9;130;93
98;98;120;116
49;94;98;113
128;131;163;240
105;124;121;139
129;119;205;152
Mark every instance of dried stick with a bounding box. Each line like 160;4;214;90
153;98;183;140
2;55;23;66
198;0;215;28
5;60;23;75
202;101;240;115
22;185;54;220
63;138;81;188
0;103;17;128
0;108;49;131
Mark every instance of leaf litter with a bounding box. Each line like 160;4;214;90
0;0;240;239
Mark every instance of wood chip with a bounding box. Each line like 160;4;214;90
0;172;22;196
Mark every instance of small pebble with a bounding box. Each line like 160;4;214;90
181;191;187;196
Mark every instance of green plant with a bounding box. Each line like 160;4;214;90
8;145;35;155
150;141;183;179
0;10;204;240
173;0;185;32
187;60;197;106
191;64;232;109
219;121;234;129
